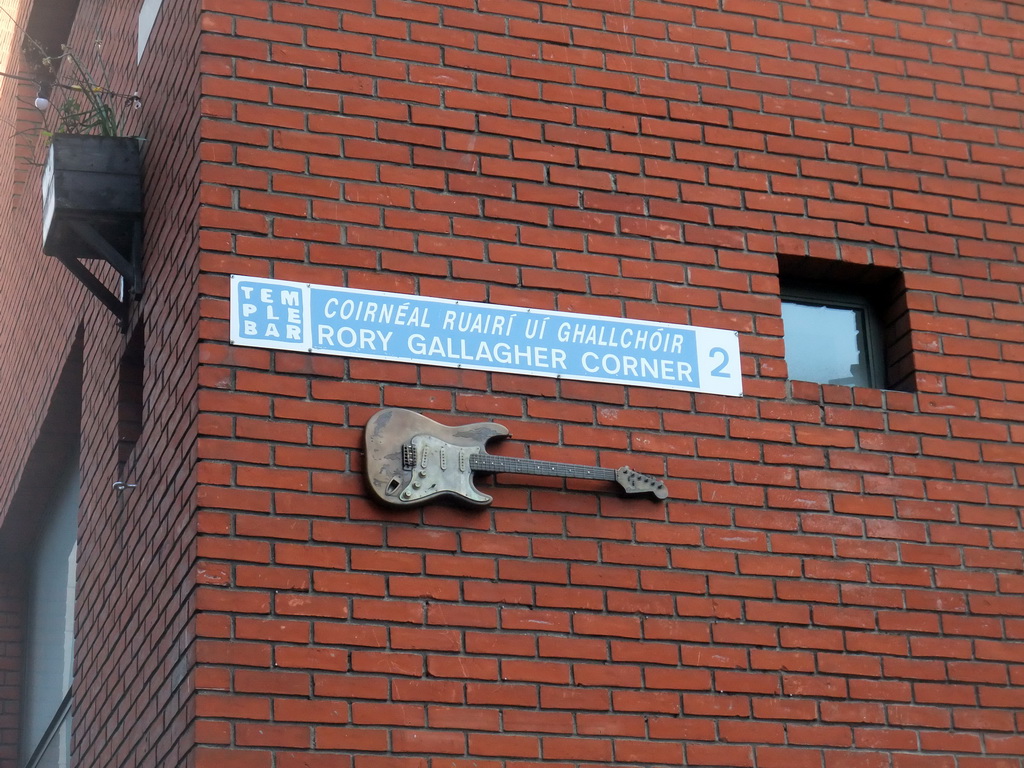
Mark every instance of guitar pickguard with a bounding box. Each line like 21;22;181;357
391;434;487;505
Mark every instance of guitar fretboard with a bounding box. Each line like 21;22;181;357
471;453;616;481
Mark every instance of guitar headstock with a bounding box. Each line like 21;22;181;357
615;466;668;500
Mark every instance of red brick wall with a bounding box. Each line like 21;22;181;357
71;1;203;767
187;0;1021;766
0;0;200;767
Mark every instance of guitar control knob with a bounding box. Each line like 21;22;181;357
418;470;427;478
412;482;422;490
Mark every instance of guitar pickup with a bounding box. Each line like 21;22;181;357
402;443;416;469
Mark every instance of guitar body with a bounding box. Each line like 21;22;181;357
364;408;509;507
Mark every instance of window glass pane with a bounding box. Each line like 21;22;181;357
26;704;70;768
782;300;872;387
21;461;79;764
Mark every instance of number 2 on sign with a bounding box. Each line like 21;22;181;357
709;347;730;378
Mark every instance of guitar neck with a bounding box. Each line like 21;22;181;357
470;453;616;482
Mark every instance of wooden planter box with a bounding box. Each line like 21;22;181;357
41;135;143;274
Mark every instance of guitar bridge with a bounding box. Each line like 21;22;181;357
402;443;417;470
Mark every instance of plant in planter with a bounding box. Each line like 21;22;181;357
33;45;141;138
35;43;145;321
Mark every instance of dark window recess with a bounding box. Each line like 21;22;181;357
117;321;145;466
1;335;82;768
778;256;913;392
23;0;83;67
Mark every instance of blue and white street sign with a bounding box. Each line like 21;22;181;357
230;275;743;396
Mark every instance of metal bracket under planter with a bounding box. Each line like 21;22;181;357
42;134;143;324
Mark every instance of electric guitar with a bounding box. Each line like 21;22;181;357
364;408;668;508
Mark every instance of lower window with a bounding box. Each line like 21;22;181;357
777;257;913;391
781;288;884;388
21;461;78;768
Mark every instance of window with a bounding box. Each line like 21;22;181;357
8;344;83;768
781;288;883;388
778;256;913;391
137;0;164;62
20;458;78;768
23;0;82;64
